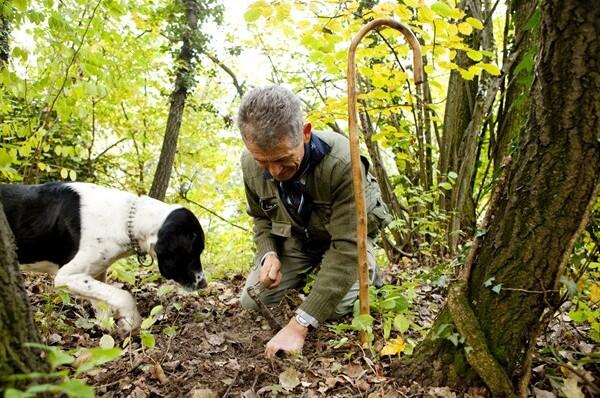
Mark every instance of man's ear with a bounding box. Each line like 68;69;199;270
303;123;312;144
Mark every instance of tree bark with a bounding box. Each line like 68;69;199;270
438;0;483;249
493;0;539;172
0;203;48;389
149;0;200;201
0;1;9;66
397;0;600;394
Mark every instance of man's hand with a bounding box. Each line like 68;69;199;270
260;253;282;288
265;317;309;358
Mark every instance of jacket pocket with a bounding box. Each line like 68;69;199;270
368;199;392;236
259;196;279;217
272;221;292;238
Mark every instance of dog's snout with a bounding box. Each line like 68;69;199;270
195;271;208;289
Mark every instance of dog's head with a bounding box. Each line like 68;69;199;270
154;207;207;290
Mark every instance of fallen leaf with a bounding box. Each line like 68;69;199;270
355;379;370;391
381;338;405;356
533;387;556;398
150;363;168;384
279;367;300;391
427;386;457;398
242;389;257;398
190;388;218;398
206;333;225;346
99;334;115;349
561;377;584;398
325;377;342;388
343;363;366;379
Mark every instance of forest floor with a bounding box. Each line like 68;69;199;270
22;262;598;398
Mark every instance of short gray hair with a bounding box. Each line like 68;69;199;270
237;86;304;150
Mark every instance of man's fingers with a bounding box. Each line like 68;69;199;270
265;342;279;358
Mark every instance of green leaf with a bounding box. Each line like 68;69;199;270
60;168;69;179
141;332;156;349
140;316;156;330
75;347;122;374
13;0;28;12
351;314;374;331
5;388;34;398
568;310;588;323
25;343;74;369
150;305;164;317
55;380;95;398
393;314;410;333
431;2;452;18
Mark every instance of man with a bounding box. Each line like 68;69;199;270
237;86;391;358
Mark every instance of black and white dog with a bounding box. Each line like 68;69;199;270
0;182;206;332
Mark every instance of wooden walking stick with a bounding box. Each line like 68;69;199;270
347;18;423;346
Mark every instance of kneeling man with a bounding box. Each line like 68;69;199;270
237;85;391;357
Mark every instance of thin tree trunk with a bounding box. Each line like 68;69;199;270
0;203;48;389
149;0;200;201
439;0;482;250
0;1;9;66
397;1;600;395
493;0;539;172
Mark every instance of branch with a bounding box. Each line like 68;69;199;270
202;51;245;97
178;194;250;233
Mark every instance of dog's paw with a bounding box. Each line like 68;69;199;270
116;310;142;334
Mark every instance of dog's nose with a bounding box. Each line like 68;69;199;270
194;271;208;289
197;278;208;289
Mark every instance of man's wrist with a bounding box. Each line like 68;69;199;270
260;251;278;265
290;316;310;336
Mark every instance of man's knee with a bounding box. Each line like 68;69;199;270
240;289;259;311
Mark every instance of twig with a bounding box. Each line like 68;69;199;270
246;284;282;331
221;370;240;398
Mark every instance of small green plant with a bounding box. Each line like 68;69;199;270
2;344;122;398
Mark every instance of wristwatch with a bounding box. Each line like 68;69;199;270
294;313;311;328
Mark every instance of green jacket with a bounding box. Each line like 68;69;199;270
241;131;391;323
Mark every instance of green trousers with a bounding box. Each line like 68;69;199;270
240;236;378;320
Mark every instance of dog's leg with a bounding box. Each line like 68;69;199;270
90;271;113;326
55;258;141;332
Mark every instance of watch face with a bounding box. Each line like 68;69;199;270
295;314;310;327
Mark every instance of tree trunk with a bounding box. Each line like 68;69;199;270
0;203;48;389
439;0;482;249
149;0;200;201
493;0;539;172
397;0;600;395
0;2;9;65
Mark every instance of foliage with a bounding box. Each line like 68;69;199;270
2;343;122;398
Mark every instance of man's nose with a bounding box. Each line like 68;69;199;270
268;164;283;177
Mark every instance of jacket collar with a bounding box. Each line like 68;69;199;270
263;133;331;181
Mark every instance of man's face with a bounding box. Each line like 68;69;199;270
244;124;312;182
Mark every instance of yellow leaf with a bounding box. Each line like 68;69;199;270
458;22;473;35
590;283;600;302
481;62;501;76
424;64;435;74
418;6;434;23
60;168;68;179
459;68;476;80
466;50;483;61
381;338;405;356
466;17;484;30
